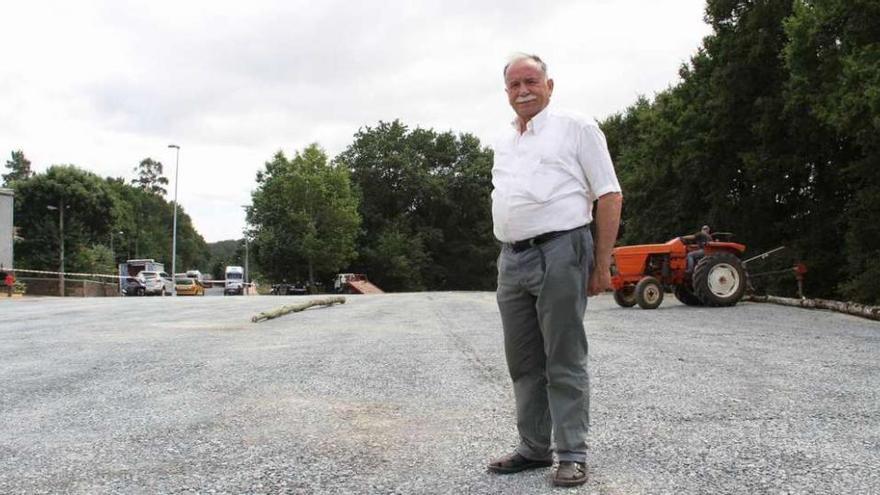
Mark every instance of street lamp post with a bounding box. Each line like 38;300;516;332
241;205;249;290
47;199;65;297
168;144;180;296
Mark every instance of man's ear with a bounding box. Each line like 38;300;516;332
548;78;554;94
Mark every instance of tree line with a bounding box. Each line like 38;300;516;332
246;122;496;292
4;154;209;276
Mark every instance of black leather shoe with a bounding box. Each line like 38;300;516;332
552;461;588;486
487;452;553;474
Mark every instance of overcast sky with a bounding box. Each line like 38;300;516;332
1;0;711;242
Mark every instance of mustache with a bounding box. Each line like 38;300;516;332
515;94;537;103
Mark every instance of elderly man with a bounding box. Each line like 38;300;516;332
487;54;623;487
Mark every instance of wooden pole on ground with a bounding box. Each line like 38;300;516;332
745;294;880;321
251;296;346;323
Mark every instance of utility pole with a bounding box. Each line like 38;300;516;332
60;198;64;297
168;144;180;296
241;205;250;293
109;230;123;264
47;199;65;296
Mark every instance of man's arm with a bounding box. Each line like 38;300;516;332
588;192;623;296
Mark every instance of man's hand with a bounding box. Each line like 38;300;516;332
588;266;613;296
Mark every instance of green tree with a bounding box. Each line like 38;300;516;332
105;175;210;272
335;121;496;291
206;239;244;280
3;150;33;186
11;163;210;277
131;158;169;196
69;244;115;274
784;0;880;303
12;165;118;273
126;187;209;272
249;144;361;285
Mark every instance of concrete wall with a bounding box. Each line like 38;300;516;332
0;189;12;270
18;277;119;297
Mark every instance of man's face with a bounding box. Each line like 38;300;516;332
505;59;553;123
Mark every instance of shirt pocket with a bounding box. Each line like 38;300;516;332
526;153;574;203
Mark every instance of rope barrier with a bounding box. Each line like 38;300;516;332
7;268;251;286
9;268;121;280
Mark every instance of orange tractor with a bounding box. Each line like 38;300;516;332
610;233;747;309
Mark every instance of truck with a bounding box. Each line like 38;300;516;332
119;259;165;296
224;266;244;295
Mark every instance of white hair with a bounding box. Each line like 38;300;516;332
503;53;548;79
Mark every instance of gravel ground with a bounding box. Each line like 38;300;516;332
1;293;878;494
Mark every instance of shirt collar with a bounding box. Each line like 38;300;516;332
510;105;552;134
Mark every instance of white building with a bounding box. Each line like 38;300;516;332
0;188;13;270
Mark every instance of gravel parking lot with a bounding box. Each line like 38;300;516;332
1;293;878;494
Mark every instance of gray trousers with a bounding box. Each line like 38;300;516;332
496;227;593;463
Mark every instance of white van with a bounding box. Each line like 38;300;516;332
224;266;244;295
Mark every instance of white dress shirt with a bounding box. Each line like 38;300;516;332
491;106;622;243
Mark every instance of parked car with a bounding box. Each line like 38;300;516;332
123;277;146;296
270;281;308;295
138;271;174;296
174;277;205;296
119;259;164;296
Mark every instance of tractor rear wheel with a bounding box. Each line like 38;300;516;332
613;286;637;308
635;276;664;310
674;285;703;306
693;252;745;306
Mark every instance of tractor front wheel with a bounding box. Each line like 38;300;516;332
613;286;637;308
693;252;745;306
635;276;664;310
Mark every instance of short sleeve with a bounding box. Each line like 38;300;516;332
577;122;622;202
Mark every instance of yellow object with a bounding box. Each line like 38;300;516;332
174;278;205;296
